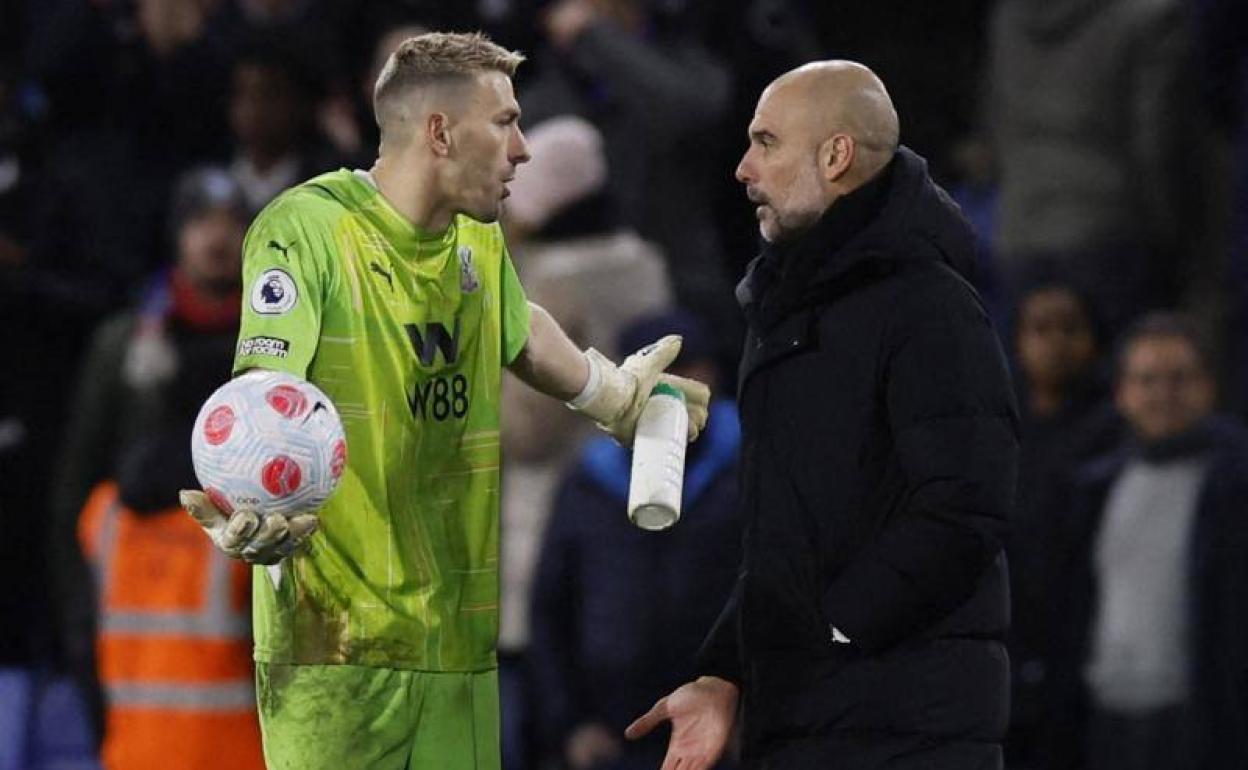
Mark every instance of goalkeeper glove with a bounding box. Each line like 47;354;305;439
568;335;711;447
179;490;319;565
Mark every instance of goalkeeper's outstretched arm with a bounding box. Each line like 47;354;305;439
507;302;592;401
507;302;710;447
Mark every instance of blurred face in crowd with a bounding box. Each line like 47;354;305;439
136;0;213;55
436;71;530;223
1116;334;1215;442
736;80;830;243
178;208;245;294
1016;286;1097;394
231;62;306;161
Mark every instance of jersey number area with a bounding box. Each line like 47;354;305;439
405;320;469;421
410;374;469;421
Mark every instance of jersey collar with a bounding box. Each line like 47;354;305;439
350;169;458;257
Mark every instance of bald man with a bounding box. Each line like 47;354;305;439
626;62;1018;769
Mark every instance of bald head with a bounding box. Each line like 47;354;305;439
736;60;900;242
767;61;899;179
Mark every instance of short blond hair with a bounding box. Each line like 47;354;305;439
373;31;524;141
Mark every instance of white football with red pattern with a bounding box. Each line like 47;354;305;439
191;370;347;518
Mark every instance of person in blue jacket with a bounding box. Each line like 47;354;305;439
529;309;742;770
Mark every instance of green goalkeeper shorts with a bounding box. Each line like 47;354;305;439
256;662;500;770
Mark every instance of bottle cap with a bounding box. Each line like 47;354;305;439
648;382;685;401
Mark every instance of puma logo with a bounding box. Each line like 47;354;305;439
268;240;296;260
369;261;394;290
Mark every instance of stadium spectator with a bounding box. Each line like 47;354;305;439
702;0;821;283
1047;313;1248;769
497;114;672;769
318;22;432;166
1196;0;1248;412
232;0;345;41
0;0;57;680
1006;278;1121;769
989;0;1210;336
47;168;260;768
0;194;98;769
0;21;103;766
530;309;741;770
504;116;672;356
520;0;736;344
0;654;99;770
0;32;29;268
945;136;1009;325
1;151;99;761
27;0;234;298
227;37;340;214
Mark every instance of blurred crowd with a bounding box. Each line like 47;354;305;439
1;0;1246;768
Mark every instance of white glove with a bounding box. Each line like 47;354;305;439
179;490;319;566
568;335;711;447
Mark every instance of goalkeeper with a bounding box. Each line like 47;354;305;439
178;31;709;770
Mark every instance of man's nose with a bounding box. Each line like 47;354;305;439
511;127;531;165
735;155;752;184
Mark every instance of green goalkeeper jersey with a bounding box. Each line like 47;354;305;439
233;169;530;672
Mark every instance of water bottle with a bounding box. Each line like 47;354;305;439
628;383;688;531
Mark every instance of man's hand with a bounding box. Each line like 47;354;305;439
179;490;319;565
570;335;711;447
625;676;738;770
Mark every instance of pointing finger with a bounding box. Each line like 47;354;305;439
624;696;669;741
628;335;682;374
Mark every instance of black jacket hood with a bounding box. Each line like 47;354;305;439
738;145;977;323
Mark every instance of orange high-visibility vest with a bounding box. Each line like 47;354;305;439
78;482;265;770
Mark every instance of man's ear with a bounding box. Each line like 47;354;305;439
819;134;855;183
427;112;453;157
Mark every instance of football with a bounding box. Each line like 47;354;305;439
191;370;347;518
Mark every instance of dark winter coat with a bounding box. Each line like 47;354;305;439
697;147;1019;768
1046;417;1248;770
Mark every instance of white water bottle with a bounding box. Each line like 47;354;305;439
628;383;688;531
